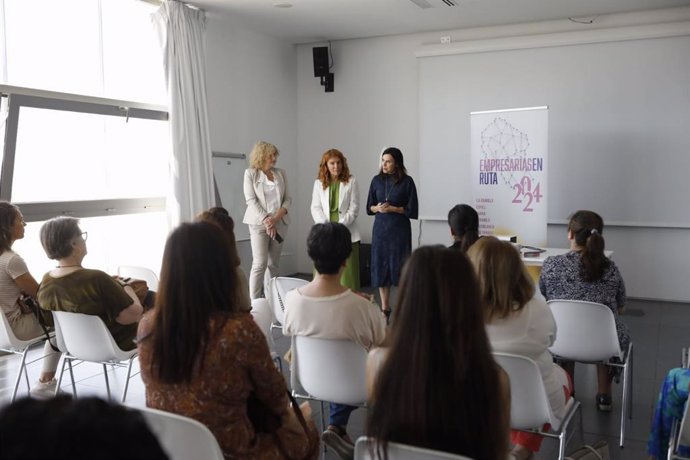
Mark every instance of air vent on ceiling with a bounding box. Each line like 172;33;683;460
408;0;457;8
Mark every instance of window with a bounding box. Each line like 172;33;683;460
0;0;169;275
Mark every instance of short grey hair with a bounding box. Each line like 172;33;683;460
40;216;81;260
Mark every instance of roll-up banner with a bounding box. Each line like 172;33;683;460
470;106;548;247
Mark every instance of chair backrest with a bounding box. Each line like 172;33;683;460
547;300;622;361
250;298;273;340
354;437;474;460
267;276;308;324
493;352;552;430
291;335;368;405
138;406;224;460
52;311;131;361
118;265;159;291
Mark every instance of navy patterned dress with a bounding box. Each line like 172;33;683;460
366;174;418;287
539;250;630;358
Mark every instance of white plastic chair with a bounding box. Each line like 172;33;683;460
493;352;582;460
0;312;55;402
53;310;138;402
266;276;308;329
290;336;368;435
547;299;633;447
354;437;475;460
251;298;283;372
137;406;224;460
118;265;159;292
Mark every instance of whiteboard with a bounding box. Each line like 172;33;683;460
212;152;249;241
419;35;690;227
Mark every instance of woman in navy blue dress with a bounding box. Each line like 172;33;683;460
366;147;418;317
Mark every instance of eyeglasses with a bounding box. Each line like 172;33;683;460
80;231;88;242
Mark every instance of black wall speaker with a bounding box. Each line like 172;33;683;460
313;47;329;77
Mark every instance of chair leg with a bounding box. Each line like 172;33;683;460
558;429;567;460
628;344;634;420
619;359;630;447
67;359;77;396
102;363;111;401
578;404;585;447
320;401;327;456
23;360;30;392
121;359;134;403
11;350;29;403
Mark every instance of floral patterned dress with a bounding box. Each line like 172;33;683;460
138;311;318;459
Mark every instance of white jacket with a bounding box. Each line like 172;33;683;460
310;177;361;242
243;168;292;226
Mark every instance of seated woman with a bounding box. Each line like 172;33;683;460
647;367;690;459
37;217;142;351
0;202;60;397
468;236;572;460
137;222;318;459
447;204;479;252
366;246;510;460
195;206;250;311
283;223;386;460
539;210;629;412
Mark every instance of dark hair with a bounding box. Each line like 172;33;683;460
447;204;479;252
366;246;508;460
148;222;242;383
39;216;81;260
379;147;407;183
196;207;241;267
0;201;20;253
307;223;352;275
568;210;609;282
0;396;168;460
467;236;534;320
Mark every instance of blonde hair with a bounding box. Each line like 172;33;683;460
467;236;534;321
249;141;279;170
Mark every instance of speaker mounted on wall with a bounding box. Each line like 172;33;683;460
312;45;334;93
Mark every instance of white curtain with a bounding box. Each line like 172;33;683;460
154;0;214;227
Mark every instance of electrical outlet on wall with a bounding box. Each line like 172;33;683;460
440;35;451;44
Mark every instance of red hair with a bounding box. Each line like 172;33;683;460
317;149;351;189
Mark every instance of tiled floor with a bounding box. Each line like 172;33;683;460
0;297;685;459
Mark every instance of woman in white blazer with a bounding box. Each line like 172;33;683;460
243;141;292;299
310;149;361;289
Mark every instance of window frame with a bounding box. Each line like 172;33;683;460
0;84;168;222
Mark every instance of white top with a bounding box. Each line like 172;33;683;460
486;294;568;421
0;250;30;323
260;172;281;215
282;288;385;351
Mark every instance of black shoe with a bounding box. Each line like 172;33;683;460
596;393;612;412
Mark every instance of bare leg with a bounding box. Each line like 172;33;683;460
379;286;390;312
596;364;612;395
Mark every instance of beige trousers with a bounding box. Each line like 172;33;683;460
10;312;61;375
248;221;287;299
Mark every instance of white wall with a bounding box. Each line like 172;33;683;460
296;7;690;302
204;12;298;276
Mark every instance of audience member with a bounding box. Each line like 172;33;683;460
0;395;168;459
647;367;690;459
137;221;318;459
0;202;60;397
196;206;250;311
447;204;479;252
283;223;386;460
539;210;629;412
468;236;572;460
37;217;142;352
366;246;509;460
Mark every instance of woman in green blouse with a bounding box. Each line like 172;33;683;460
310;149;361;290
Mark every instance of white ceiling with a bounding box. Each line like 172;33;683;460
190;0;690;44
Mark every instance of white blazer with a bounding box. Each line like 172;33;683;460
310;177;361;242
243;168;292;226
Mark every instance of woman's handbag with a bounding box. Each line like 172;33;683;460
565;440;610;460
